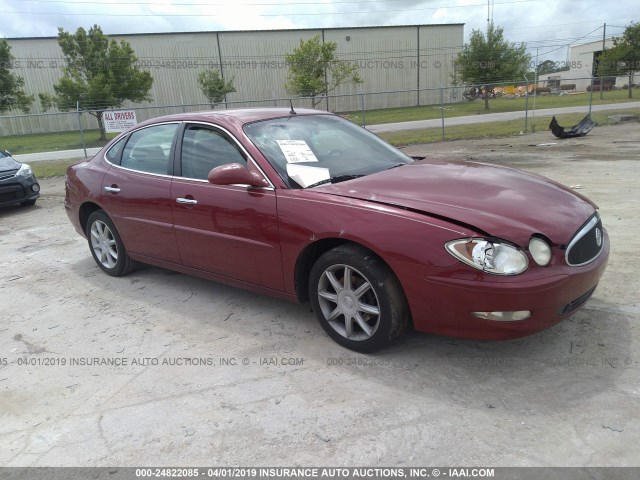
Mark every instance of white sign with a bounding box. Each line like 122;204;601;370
276;140;318;163
286;164;330;188
104;110;137;132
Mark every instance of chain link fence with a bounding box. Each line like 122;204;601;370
1;76;638;163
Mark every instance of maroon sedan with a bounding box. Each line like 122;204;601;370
65;108;609;352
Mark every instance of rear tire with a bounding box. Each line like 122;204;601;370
86;210;137;276
309;244;409;352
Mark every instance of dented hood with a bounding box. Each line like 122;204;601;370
314;159;597;246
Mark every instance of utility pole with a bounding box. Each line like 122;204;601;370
487;0;494;33
600;23;606;99
487;0;490;33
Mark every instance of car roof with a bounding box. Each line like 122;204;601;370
136;108;333;129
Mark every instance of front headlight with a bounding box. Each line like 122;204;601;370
17;163;33;178
446;238;529;275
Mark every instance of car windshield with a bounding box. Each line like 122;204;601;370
244;114;413;188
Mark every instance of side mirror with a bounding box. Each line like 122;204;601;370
208;163;270;188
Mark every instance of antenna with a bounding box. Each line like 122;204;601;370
289;100;297;115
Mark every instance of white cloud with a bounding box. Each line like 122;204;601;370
0;0;636;64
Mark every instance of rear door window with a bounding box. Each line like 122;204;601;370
120;124;178;175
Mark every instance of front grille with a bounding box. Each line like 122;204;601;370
0;184;26;203
0;170;18;181
566;213;604;266
559;285;597;315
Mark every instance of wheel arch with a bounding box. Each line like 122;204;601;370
79;202;103;235
294;237;403;304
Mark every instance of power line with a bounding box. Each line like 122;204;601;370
535;24;604;58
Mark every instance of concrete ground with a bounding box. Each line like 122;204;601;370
1;124;638;466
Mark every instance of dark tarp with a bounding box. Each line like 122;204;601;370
549;114;595;138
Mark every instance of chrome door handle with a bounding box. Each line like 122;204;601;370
104;186;121;193
176;197;198;205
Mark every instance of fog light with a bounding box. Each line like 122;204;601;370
472;311;531;321
529;237;551;266
32;183;40;192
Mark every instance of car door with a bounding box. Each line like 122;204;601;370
99;122;181;264
171;123;284;290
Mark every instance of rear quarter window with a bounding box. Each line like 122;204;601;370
105;136;127;165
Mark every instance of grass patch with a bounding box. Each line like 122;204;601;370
379;109;640;146
2;130;117;155
32;158;86;179
345;89;637;125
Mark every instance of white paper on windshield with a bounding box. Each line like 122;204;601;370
276;140;318;163
286;164;330;188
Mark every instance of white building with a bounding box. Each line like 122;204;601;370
542;38;636;92
3;25;464;133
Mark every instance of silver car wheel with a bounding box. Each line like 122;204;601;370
317;264;381;341
90;220;118;269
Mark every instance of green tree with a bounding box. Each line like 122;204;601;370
197;69;235;108
536;59;568;75
0;39;33;113
39;25;153;140
597;22;640;99
455;24;530;109
285;35;362;108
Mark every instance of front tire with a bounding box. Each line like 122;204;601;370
86;210;137;277
309;244;409;352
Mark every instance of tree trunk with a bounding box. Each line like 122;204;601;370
96;111;106;141
629;72;634;100
89;110;107;140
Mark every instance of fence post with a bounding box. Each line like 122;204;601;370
600;23;606;100
440;84;445;141
523;75;529;134
588;76;594;115
532;49;538;133
359;86;366;127
77;101;87;158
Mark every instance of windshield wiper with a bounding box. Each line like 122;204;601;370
306;174;366;189
386;163;407;170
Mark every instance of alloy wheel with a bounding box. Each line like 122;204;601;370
317;264;381;341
